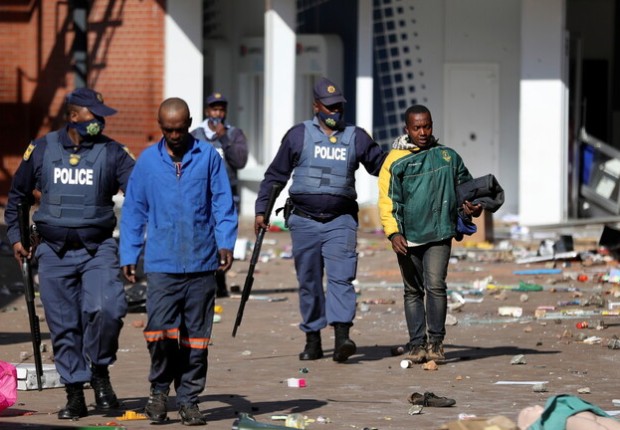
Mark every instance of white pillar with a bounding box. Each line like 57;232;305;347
264;0;296;164
356;0;373;133
519;0;568;225
164;0;203;130
355;0;378;205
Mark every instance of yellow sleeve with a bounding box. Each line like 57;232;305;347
378;149;408;238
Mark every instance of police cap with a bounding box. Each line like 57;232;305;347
205;92;228;106
313;77;347;105
65;88;117;117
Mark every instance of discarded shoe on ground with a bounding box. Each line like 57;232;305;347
408;391;456;407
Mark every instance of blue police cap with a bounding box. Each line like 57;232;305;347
65;88;117;117
205;92;228;106
313;77;346;105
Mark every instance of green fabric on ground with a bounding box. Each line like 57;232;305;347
528;394;611;430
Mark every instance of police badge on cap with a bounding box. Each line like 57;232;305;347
313;77;347;105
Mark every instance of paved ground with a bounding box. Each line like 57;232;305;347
0;217;619;429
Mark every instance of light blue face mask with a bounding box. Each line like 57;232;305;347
317;111;343;129
69;117;105;139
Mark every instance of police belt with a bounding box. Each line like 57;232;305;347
291;207;339;223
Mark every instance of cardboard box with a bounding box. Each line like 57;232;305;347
13;363;63;390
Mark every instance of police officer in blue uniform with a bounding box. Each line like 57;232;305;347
191;92;248;298
255;77;387;362
4;88;135;419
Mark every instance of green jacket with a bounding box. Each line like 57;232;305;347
379;143;472;245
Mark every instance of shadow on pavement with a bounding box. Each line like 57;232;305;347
198;394;327;424
445;343;561;361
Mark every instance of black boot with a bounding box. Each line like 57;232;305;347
91;365;120;409
333;323;357;362
299;331;323;360
58;383;88;420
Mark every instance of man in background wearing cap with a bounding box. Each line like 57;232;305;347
4;88;135;419
255;77;387;363
191;92;248;298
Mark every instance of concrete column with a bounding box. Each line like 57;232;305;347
164;0;203;130
264;0;296;164
356;0;373;133
355;0;378;205
519;0;568;225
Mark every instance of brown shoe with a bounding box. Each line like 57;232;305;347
406;344;427;364
426;341;445;363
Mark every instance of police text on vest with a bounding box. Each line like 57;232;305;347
54;168;94;185
314;146;346;160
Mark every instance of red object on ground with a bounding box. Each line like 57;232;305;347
576;321;589;329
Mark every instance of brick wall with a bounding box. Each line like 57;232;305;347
0;0;166;205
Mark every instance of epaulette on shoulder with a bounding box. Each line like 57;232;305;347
22;142;36;161
121;145;136;160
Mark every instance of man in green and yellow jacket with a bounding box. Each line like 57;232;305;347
378;104;482;365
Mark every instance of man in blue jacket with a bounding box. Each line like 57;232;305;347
120;97;237;426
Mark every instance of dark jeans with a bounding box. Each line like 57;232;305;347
396;239;451;347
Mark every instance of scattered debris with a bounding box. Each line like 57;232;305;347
408;404;423;415
287;377;306;388
532;382;548;392
422;360;438;371
498;306;523;317
117;410;147;420
400;359;413;369
445;314;458;326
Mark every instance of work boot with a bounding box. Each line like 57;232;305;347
426;341;446;364
333;323;357;362
299;331;323;360
179;403;207;426
91;365;120;409
145;388;169;422
406;344;428;364
58;383;88;420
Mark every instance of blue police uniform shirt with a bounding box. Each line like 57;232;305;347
255;117;387;218
4;127;135;253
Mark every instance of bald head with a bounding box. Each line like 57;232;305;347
158;97;190;123
158;97;193;157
